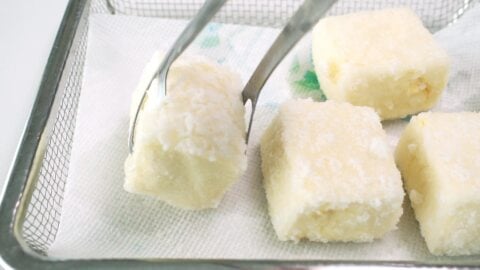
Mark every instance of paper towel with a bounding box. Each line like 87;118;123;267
48;7;480;263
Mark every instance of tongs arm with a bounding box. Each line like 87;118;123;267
242;0;337;143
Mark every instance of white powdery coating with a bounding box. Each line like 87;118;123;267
134;52;246;160
395;112;480;256
312;8;450;120
124;52;247;209
261;99;404;243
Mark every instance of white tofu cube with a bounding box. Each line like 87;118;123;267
312;8;450;120
124;52;247;210
395;112;480;256
261;99;404;242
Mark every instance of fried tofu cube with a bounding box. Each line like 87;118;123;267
312;8;449;119
261;99;404;242
124;52;247;210
395;112;480;255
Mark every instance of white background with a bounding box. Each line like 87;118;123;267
0;1;68;193
0;1;67;267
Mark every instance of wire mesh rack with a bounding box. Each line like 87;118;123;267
0;0;478;269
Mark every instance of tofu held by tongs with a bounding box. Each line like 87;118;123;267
124;0;336;209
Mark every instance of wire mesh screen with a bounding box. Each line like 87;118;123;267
106;0;475;31
21;22;89;255
21;0;475;256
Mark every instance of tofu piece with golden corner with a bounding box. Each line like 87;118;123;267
124;52;247;210
260;99;404;242
395;112;480;256
312;8;450;120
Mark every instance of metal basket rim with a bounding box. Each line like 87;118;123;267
0;0;479;269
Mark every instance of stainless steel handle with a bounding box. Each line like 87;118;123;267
157;0;227;97
242;0;337;142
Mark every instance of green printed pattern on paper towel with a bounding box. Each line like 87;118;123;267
288;54;326;101
200;23;222;49
296;70;320;92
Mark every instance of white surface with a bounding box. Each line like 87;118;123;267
47;9;480;262
0;1;68;196
0;2;67;269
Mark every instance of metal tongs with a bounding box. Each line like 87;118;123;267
128;0;337;153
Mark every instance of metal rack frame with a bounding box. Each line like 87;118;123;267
0;0;478;268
